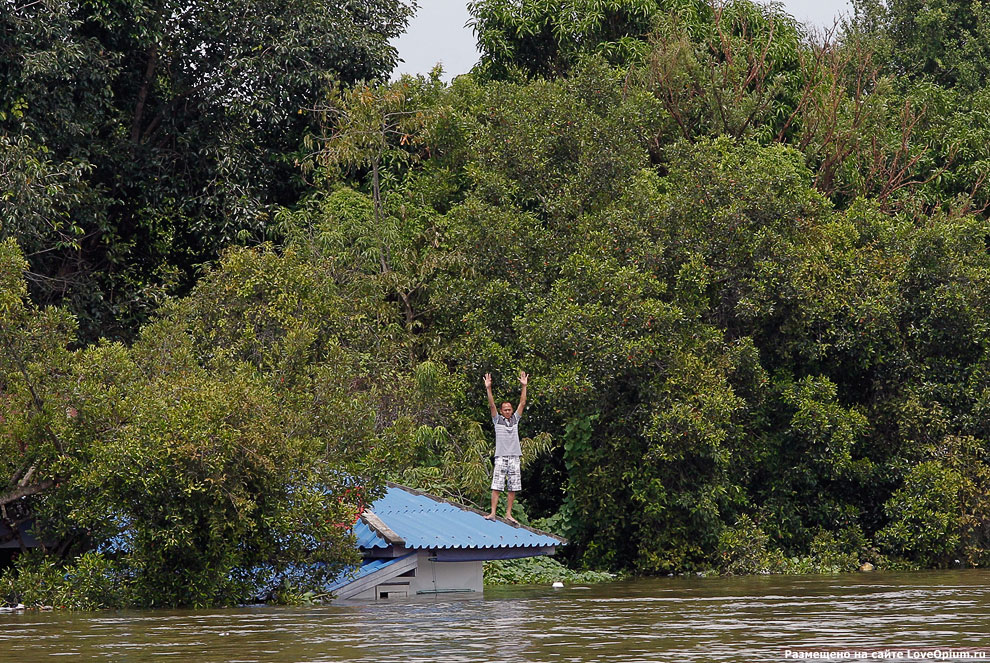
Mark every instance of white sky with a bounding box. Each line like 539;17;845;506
392;0;854;82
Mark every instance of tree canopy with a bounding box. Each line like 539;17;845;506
4;0;990;608
0;0;415;341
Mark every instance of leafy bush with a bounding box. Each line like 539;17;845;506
0;551;127;610
781;528;875;574
484;556;616;585
715;515;785;576
878;462;965;567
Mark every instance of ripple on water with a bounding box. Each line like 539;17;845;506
4;571;990;662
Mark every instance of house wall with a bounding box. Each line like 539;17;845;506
345;552;484;601
346;586;378;601
409;552;483;595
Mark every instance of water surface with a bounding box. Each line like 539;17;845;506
4;570;990;662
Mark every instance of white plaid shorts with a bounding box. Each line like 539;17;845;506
491;456;522;492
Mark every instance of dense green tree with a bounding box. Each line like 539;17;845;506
639;0;806;143
0;238;398;607
0;0;414;340
377;58;990;571
8;0;990;607
276;51;990;574
469;0;700;79
852;0;990;90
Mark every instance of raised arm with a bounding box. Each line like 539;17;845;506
484;373;497;417
516;371;528;416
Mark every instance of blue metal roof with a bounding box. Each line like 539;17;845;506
325;553;415;593
353;484;565;551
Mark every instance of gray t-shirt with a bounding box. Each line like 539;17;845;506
493;412;522;457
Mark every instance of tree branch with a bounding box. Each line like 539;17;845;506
0;479;54;507
132;46;159;144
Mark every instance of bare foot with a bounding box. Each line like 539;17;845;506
484;512;496;521
505;515;519;525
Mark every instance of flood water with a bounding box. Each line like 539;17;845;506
4;570;990;662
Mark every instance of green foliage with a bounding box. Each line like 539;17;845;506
800;527;875;574
853;0;990;90
308;58;990;575
484;555;616;585
640;0;805;142
716;520;875;575
875;433;990;569
878;461;964;567
715;515;786;575
0;239;392;607
0;0;415;340
7;0;990;607
469;0;687;79
0;551;127;610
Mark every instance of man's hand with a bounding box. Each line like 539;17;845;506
485;373;497;416
516;371;528;416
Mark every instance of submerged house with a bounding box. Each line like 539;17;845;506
328;483;566;601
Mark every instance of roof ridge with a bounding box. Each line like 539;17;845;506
360;509;406;546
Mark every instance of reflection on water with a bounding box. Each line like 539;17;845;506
4;570;990;662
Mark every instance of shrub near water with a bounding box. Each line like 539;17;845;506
0;552;127;610
484;556;615;585
0;242;392;608
715;518;880;576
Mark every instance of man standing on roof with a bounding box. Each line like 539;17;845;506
484;370;528;523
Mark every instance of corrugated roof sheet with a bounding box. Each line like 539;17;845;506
325;552;415;593
353;484;565;550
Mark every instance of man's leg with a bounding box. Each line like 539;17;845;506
486;490;500;520
505;457;521;523
487;456;507;520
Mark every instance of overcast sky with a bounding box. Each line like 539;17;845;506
391;0;854;81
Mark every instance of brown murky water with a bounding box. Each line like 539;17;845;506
3;570;990;662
